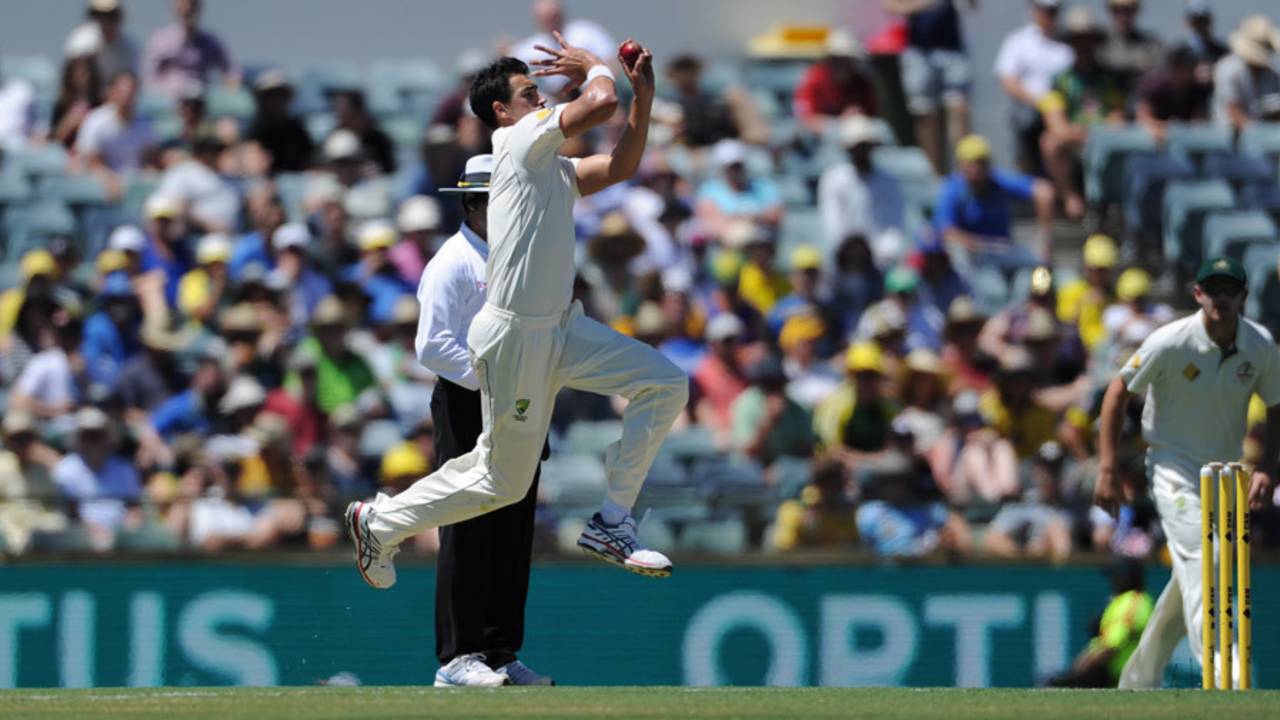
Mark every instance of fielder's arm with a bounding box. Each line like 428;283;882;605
1094;376;1133;516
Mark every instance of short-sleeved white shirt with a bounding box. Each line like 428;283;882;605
1119;310;1280;470
993;24;1075;101
75;103;153;172
486;103;581;317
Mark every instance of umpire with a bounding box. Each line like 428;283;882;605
415;154;552;687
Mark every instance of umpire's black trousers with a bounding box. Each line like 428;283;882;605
432;378;544;667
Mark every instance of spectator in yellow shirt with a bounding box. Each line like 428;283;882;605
724;219;789;315
771;456;858;551
1057;234;1118;350
979;348;1061;459
177;233;232;323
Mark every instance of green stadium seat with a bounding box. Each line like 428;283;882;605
1083;125;1156;204
1240;122;1280;163
658;425;720;465
116;523;182;552
7;143;69;177
205;86;255;120
1163;179;1235;273
1202;210;1278;264
540;452;607;506
1166;123;1233;167
2;56;57;97
1244;242;1280;321
564;420;624;458
136;90;176;120
381;114;424;148
0;172;31;206
368;59;447;95
37;174;109;206
679;518;747;554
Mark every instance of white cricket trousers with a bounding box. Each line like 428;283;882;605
369;300;689;546
1118;452;1240;688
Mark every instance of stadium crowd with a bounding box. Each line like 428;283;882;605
1;0;1280;562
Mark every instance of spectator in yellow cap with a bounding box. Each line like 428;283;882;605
378;440;439;553
936;133;1056;272
814;342;900;466
1058;234;1119;350
177;233;232;323
344;220;414;325
767;245;829;336
1101;268;1173;347
779;312;839;410
0;250;59;338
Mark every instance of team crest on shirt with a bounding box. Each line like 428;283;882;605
1183;363;1200;381
514;398;530;421
1129;354;1142;369
1236;361;1255;384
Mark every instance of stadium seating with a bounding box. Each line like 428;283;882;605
1202;210;1278;263
1163;179;1235;274
1165;123;1233;168
1244;242;1280;320
1123;154;1195;235
1240;122;1280;162
1083;125;1156;205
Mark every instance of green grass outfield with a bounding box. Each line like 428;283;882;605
3;687;1280;720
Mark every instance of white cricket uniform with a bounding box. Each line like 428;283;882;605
1116;311;1280;688
370;104;688;544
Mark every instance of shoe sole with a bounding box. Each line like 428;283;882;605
345;502;382;589
578;542;672;578
434;672;508;688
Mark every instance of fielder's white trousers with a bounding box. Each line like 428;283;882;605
369;301;688;546
1118;451;1239;688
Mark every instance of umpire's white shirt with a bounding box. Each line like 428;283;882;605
414;223;488;391
486;104;581;317
1119;310;1280;472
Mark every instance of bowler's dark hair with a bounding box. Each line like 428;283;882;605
469;57;530;129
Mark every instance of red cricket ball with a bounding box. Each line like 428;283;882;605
619;40;642;67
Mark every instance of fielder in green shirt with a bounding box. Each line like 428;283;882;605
1048;559;1153;687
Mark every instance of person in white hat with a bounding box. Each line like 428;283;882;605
817;114;905;251
1212;15;1280;130
269;222;333;324
696;138;784;238
139;192;191;307
69;0;139;81
348;39;685;592
993;0;1074;169
792;28;878;134
53;405;141;551
389;195;443;284
407;153;553;687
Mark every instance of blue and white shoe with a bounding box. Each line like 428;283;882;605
498;660;555;686
577;513;672;578
344;499;398;589
434;653;508;687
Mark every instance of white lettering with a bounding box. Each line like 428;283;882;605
1033;593;1068;679
924;595;1024;687
682;591;806;686
178;591;277;685
0;594;51;688
820;595;917;687
59;592;94;688
128;592;164;687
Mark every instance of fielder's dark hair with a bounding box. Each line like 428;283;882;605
469;57;530;129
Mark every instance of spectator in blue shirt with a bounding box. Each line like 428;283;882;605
81;272;141;387
53;406;141;551
696;139;783;238
343;221;413;324
934;134;1055;272
767;246;831;340
914;231;970;317
150;351;226;439
881;265;945;352
230;186;287;277
139;193;193;308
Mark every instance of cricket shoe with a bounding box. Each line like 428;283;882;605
434;653;508;687
344;499;398;589
498;660;555;686
577;512;672;578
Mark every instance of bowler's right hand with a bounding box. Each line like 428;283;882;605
1093;465;1131;518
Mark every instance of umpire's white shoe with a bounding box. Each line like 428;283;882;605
344;499;398;589
577;513;672;578
498;660;555;686
434;653;508;687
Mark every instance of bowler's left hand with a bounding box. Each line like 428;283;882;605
1249;470;1274;510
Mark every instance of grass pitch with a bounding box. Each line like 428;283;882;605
2;686;1279;719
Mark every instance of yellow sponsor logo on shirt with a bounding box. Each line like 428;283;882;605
1183;363;1200;381
1129;354;1142;369
535;108;552;121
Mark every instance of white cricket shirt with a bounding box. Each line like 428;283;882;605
415;223;489;391
486;104;581;317
1120;310;1280;470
